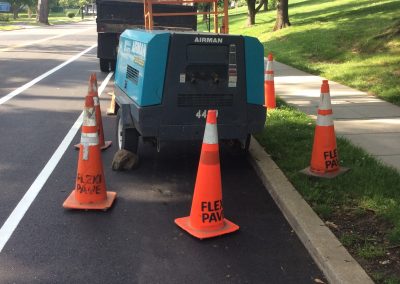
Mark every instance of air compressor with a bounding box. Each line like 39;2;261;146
113;29;266;156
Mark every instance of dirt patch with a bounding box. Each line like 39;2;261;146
325;209;400;282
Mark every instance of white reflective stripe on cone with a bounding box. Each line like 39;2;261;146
266;60;273;71
316;114;334;126
80;133;99;160
319;93;332;110
265;74;274;81
82;143;90;160
93;96;99;106
80;132;99;146
83;108;96;126
203;123;218;145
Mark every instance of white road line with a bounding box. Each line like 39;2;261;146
0;26;95;52
0;72;114;253
0;44;97;106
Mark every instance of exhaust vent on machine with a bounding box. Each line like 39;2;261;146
178;94;233;107
126;65;139;85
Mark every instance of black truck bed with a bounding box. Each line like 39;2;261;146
96;0;197;72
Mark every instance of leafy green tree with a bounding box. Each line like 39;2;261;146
197;2;210;22
58;0;89;9
59;0;90;20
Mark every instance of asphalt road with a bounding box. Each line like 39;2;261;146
0;22;325;283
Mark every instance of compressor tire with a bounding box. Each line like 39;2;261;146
234;134;251;155
235;134;251;155
116;109;140;154
243;134;251;152
99;58;110;72
110;59;116;71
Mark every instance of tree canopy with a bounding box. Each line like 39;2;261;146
58;0;90;8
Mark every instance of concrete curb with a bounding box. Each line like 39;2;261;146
248;138;374;284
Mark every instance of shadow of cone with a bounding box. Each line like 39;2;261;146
264;53;276;109
63;96;116;210
175;110;239;239
301;80;349;178
75;73;112;150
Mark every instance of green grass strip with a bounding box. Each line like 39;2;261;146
256;99;400;243
0;11;92;31
255;98;400;282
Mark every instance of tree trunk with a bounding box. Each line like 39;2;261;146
273;0;290;31
11;5;18;19
36;0;49;25
202;3;210;22
248;7;256;25
246;0;256;26
28;7;32;18
13;7;18;20
255;0;264;13
264;0;268;11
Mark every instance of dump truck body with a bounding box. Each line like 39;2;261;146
96;0;196;72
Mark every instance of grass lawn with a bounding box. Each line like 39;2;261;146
199;0;400;105
0;9;94;31
257;100;400;283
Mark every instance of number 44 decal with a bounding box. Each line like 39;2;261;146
195;110;219;119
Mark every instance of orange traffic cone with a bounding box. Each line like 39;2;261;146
301;80;348;178
88;73;112;150
75;74;112;150
175;110;239;239
63;96;117;210
264;53;276;109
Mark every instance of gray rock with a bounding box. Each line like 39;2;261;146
112;149;139;171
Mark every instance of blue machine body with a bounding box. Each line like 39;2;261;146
114;29;266;142
244;36;264;105
115;30;170;106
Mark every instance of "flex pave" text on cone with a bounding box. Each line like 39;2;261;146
63;95;116;210
301;80;349;178
175;110;239;239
